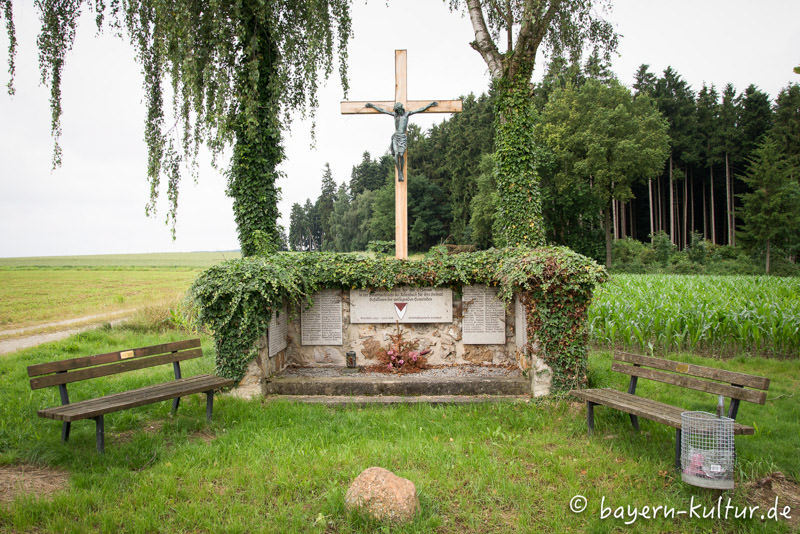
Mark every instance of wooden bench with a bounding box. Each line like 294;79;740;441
570;352;770;468
28;339;233;453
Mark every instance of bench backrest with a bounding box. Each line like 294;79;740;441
28;339;203;390
612;352;769;405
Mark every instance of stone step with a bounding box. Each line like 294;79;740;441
264;375;531;397
267;394;531;406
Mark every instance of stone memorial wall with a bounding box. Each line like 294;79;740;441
238;284;554;399
254;285;548;372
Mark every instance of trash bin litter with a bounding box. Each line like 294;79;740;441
681;411;735;489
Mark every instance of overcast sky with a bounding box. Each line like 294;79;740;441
1;0;798;258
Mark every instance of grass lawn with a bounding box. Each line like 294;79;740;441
1;327;798;533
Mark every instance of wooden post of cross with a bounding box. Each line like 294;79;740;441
340;49;462;259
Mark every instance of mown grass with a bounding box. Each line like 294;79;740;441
1;327;798;533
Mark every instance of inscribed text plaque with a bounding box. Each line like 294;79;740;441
301;290;343;345
462;285;505;344
349;287;452;323
268;306;288;357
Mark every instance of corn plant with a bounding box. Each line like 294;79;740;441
588;274;800;356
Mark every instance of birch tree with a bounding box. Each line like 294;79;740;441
449;0;617;247
1;1;352;256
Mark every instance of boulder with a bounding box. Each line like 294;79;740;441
344;467;420;522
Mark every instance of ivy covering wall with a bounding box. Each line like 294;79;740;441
190;247;606;392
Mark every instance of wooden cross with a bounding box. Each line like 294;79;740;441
341;49;462;259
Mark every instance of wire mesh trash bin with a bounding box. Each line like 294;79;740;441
681;411;735;489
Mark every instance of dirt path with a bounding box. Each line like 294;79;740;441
0;310;136;355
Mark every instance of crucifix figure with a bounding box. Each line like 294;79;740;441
365;100;438;178
341;49;462;259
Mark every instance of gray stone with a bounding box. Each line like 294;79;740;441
345;467;420;522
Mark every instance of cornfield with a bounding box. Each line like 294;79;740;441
588;274;800;356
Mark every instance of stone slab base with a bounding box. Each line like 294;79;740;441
266;394;531;406
264;375;530;396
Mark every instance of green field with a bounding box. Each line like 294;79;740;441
0;252;239;333
0;251;240;269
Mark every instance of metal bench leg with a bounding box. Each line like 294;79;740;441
62;422;71;442
95;416;105;454
206;391;214;422
172;397;180;414
629;414;640;432
587;401;595;435
675;428;681;470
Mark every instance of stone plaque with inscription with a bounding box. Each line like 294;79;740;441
350;287;452;323
268;306;288;357
462;285;505;344
301;289;343;345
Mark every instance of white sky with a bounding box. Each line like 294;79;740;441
1;0;798;258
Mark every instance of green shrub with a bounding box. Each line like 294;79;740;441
366;240;395;256
612;238;648;264
651;231;674;267
687;232;707;264
670;256;705;274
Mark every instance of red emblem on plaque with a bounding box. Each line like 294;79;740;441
394;302;407;320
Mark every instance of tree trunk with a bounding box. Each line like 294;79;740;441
766;239;771;274
604;206;613;268
612;199;618;240
766;243;769;274
726;152;734;246
656;175;662;233
621;200;627;239
229;9;282;256
669;154;675;245
710;165;716;244
492;75;544;247
702;181;708;240
648;178;654;241
683;171;688;249
690;171;694;238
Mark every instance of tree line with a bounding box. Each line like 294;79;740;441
288;58;800;272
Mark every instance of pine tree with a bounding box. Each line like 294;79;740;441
714;84;742;246
654;67;696;248
695;84;721;243
771;84;800;170
316;164;337;250
737;137;800;273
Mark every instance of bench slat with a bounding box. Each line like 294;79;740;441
616;352;770;390
27;339;202;377
611;362;767;404
38;375;234;422
570;388;755;435
30;348;203;390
